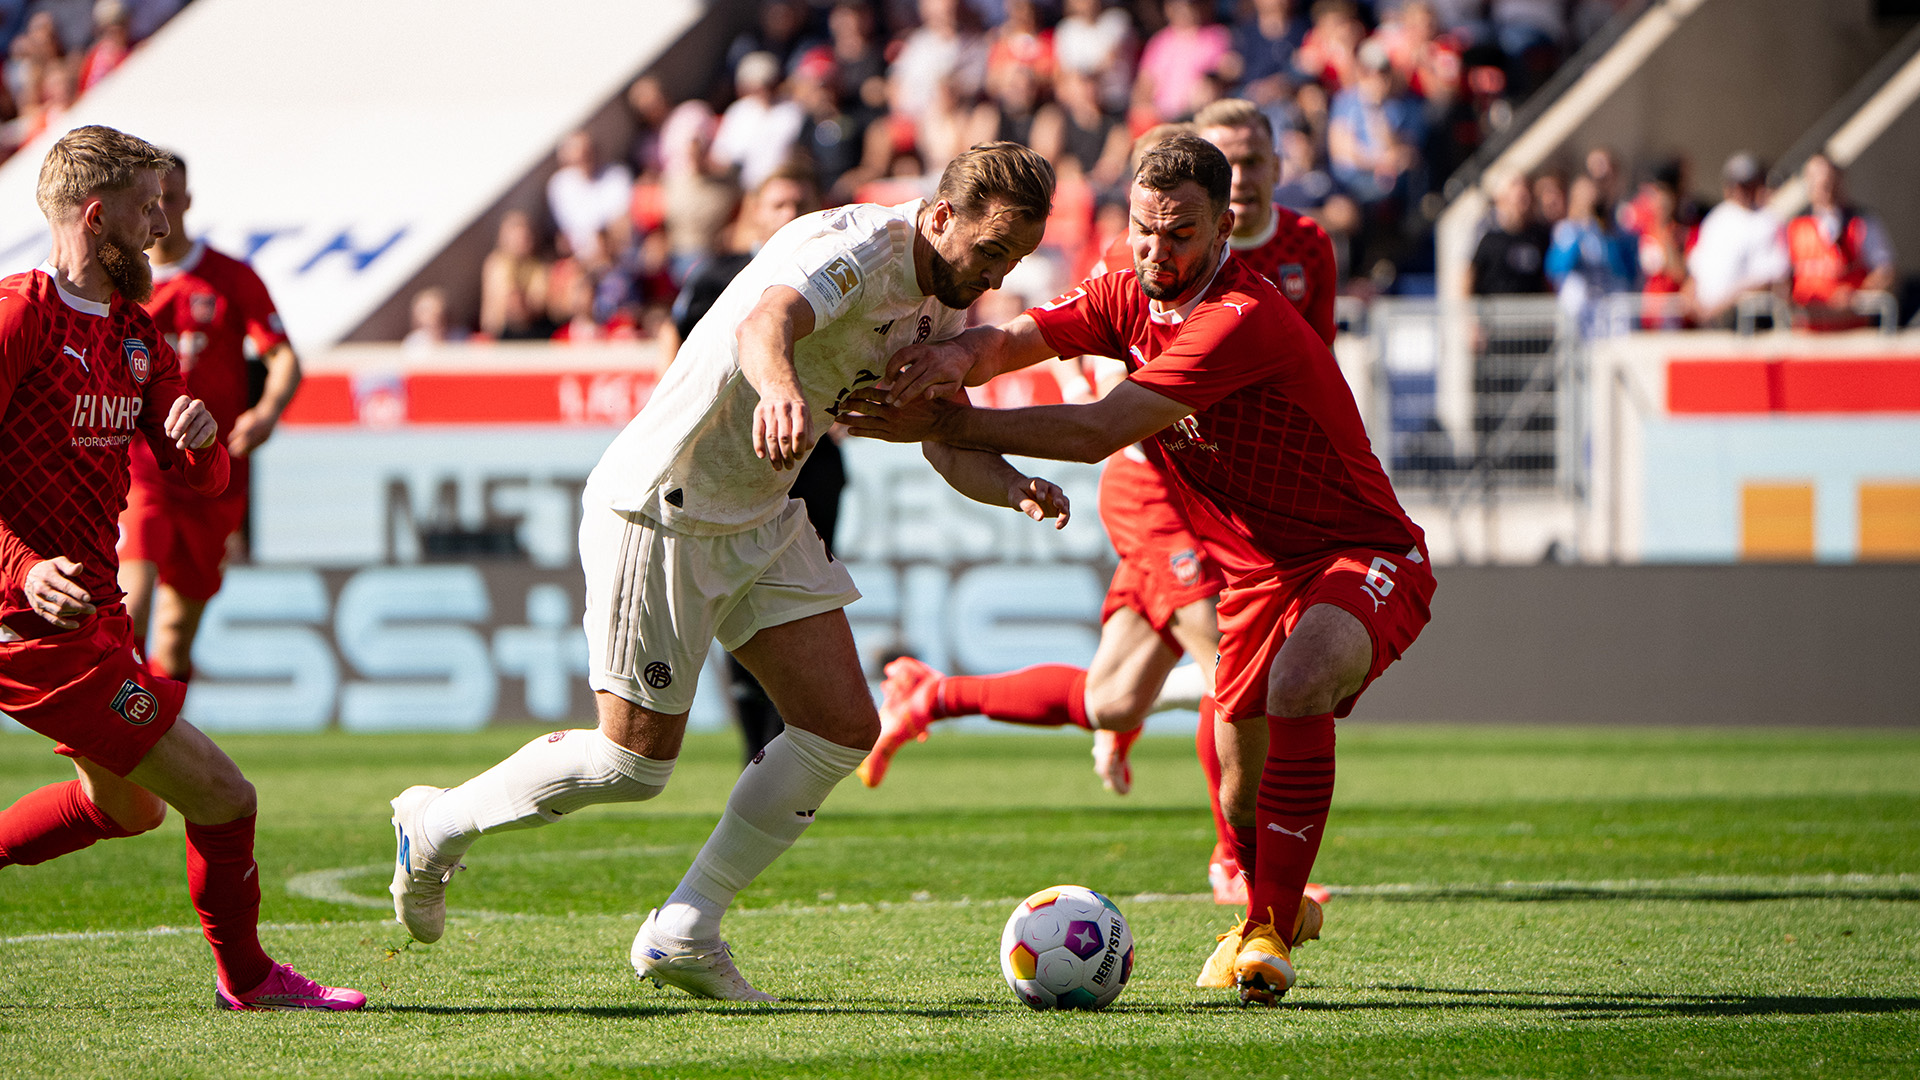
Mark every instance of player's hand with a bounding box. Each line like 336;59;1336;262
838;387;957;443
1009;476;1071;530
883;338;977;404
23;557;94;629
227;407;276;457
165;395;218;450
752;395;814;471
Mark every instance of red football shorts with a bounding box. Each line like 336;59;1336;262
118;485;247;601
0;607;185;777
1097;449;1226;652
1213;545;1436;723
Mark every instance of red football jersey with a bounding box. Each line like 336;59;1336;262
1028;257;1420;577
0;268;225;633
132;241;287;503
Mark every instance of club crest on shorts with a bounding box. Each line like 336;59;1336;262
110;679;159;725
1169;548;1203;587
643;661;673;689
123;338;151;384
1278;263;1307;302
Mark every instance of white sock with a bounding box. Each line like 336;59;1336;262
1152;661;1210;713
653;726;865;942
424;729;674;861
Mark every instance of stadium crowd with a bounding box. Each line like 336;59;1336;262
426;0;1650;346
0;0;184;161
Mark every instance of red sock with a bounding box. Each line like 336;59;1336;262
1231;824;1258;892
1193;696;1236;860
933;665;1089;728
184;816;274;994
1250;713;1335;945
0;780;134;867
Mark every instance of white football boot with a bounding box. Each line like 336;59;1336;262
631;909;777;1002
389;785;464;944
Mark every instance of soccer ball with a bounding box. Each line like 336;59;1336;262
999;885;1134;1010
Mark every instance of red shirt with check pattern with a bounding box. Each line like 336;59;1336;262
131;241;287;505
0;268;228;635
1028;256;1419;579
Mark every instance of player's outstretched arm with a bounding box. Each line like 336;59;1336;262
737;285;819;471
229;342;301;456
883;314;1059;404
844;381;1194;464
921;441;1070;529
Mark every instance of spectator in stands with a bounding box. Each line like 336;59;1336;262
789;48;866;196
1468;171;1550;295
1294;0;1365;93
890;0;988;124
712;50;807;190
1031;65;1131;193
1134;0;1231;122
624;75;673;178
1546;174;1637;331
1230;0;1309;106
1634;179;1692;329
827;0;886;98
1054;0;1135;111
1327;41;1423;206
1786;152;1896;329
725;0;810;80
659;99;741;280
1686;151;1789;326
6;10;62;101
403;287;466;352
1374;1;1463;103
1582;145;1625;224
984;0;1054;98
77;0;129;91
1531;167;1566;227
547;130;633;259
479;210;553;341
125;0;180;43
1490;0;1565;93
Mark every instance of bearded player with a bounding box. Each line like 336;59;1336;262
387;143;1069;1002
859;101;1340;912
118;155;302;683
0;126;362;1011
845;133;1432;1004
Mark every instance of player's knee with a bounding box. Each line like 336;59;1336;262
1267;665;1346;718
116;792;169;834
1086;690;1151;733
201;774;257;822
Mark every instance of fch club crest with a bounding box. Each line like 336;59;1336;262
122;338;151;384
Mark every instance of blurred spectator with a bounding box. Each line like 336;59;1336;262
976;55;1044;151
6;10;62;99
1686;151;1788;325
1490;0;1564;93
1634;179;1692;329
479;210;553;341
403;287;467;351
1374;0;1462;102
890;0;987;123
124;0;179;42
547;130;633;259
1545;173;1636;329
1055;0;1135;111
77;0;128;91
1230;0;1309;106
1294;0;1365;92
1327;42;1423;206
827;0;886;96
1135;0;1231;122
1031;66;1131;192
664;163;820;365
1582;146;1624;224
31;0;89;52
790;49;867;195
1468;172;1549;295
659;99;742;279
1531;168;1566;227
1786;152;1895;328
712;50;807;190
725;0;810;79
984;0;1054;98
624;75;674;177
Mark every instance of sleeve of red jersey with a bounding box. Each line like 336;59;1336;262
1305;219;1338;347
135;331;231;497
234;260;291;356
1024;274;1129;362
0;299;51;586
1123;296;1285;410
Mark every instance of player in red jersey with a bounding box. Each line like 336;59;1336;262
0;126;361;1011
845;132;1433;1005
118;156;302;683
858;102;1342;912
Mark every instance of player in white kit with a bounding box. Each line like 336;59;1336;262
385;143;1064;1002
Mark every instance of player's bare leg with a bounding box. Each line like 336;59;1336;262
117;558;158;657
74;757;168;833
1233;603;1370;1005
390;690;680;943
640;610;875;1001
1083;606;1184;794
144;583;208;681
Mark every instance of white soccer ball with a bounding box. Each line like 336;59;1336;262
999;884;1134;1010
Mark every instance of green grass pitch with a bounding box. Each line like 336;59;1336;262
2;723;1916;1079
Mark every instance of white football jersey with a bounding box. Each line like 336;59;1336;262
588;200;966;534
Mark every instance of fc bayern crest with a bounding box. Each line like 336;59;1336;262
1278;263;1307;302
123;338;151;384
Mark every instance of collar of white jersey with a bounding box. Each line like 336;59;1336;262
1227;203;1280;251
150;239;206;282
1147;244;1232;326
35;263;110;316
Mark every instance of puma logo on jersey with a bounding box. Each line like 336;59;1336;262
1220;300;1251;316
63;344;88;370
1266;823;1317;841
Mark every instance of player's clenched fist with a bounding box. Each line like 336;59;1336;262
1008;476;1071;530
165;394;217;450
23;556;95;629
752;395;814;471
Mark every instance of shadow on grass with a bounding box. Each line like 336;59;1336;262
1235;983;1920;1021
1342;884;1920;902
378;1001;1001;1020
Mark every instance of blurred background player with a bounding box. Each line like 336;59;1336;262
0;126;360;1011
386;143;1069;1003
859;101;1339;913
116;154;302;683
845;132;1433;1005
666;162;848;765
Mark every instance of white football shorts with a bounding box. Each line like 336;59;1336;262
580;495;859;714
